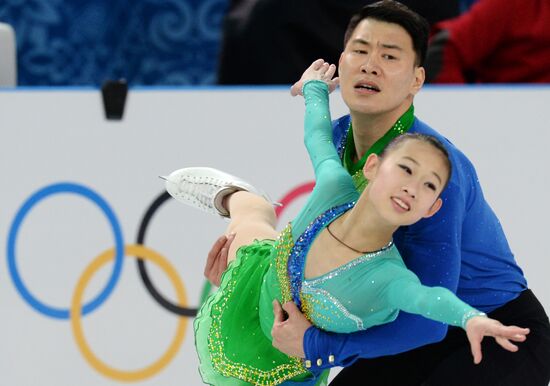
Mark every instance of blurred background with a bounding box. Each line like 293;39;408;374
3;0;546;87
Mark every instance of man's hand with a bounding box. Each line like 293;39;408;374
271;300;312;358
204;233;235;286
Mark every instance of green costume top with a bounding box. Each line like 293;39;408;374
194;81;483;386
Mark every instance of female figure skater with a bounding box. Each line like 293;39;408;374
164;63;529;385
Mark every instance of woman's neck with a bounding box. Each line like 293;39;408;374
334;195;396;253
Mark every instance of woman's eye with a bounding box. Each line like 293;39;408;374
399;164;412;174
425;182;437;191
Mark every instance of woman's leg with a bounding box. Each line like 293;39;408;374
163;166;278;263
223;191;278;263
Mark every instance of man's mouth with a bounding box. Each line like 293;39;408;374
355;82;380;92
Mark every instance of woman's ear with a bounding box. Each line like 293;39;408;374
363;153;379;180
423;197;443;218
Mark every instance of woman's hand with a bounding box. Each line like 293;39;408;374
290;59;339;97
465;315;530;364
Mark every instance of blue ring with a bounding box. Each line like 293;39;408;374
7;182;124;319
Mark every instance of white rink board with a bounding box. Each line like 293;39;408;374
0;85;549;385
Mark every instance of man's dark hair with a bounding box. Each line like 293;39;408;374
343;0;430;67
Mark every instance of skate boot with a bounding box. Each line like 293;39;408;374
162;167;275;217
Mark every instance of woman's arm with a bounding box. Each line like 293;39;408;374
385;274;529;364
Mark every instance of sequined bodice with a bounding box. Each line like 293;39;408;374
266;204;480;334
288;203;406;333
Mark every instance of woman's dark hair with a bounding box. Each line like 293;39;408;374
343;0;430;67
380;133;452;192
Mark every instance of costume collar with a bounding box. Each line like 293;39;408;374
342;105;415;192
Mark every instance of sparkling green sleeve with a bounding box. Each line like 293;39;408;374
384;272;485;329
302;80;342;177
291;81;358;235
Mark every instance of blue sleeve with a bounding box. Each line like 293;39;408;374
302;181;466;369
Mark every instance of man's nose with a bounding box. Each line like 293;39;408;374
360;54;380;75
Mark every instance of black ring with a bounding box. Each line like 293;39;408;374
136;191;197;317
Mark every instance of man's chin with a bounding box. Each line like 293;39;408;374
350;105;380;116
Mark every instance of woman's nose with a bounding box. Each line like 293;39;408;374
402;186;416;198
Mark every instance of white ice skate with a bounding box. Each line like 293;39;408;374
162;167;275;217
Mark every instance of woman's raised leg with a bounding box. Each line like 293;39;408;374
223;191;278;263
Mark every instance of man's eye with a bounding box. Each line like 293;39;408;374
383;54;396;60
399;164;412;174
354;49;367;54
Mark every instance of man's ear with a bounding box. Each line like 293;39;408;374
363;153;379;180
411;66;425;96
423;197;442;218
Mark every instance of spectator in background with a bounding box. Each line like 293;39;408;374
425;0;550;83
458;0;479;13
217;0;461;85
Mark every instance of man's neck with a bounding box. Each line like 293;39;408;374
350;103;413;160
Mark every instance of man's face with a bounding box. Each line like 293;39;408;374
338;18;424;117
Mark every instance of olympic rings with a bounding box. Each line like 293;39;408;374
6;180;313;381
136;191;203;316
274;181;315;217
71;244;188;382
6;182;124;319
135;184;315;317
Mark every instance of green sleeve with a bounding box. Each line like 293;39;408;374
291;81;358;235
384;271;485;329
302;80;342;177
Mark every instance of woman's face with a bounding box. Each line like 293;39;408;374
364;140;449;226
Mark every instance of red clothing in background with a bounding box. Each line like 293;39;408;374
428;0;550;83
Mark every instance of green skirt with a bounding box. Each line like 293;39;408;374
194;240;316;385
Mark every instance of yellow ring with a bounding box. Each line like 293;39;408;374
70;244;188;382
